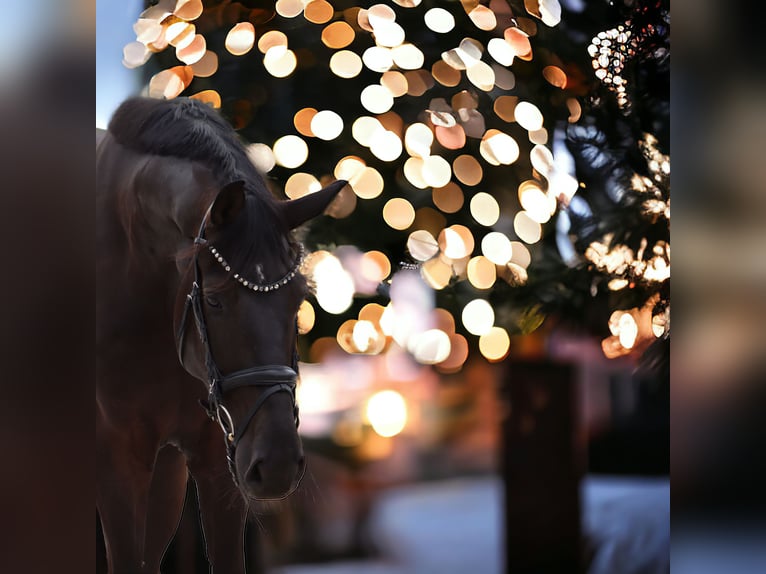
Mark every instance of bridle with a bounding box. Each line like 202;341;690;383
176;208;304;485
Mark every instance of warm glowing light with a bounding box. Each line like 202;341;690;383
509;241;531;268
548;170;579;202
529;128;548;145
176;34;206;65
350;167;385;199
618;312;638;349
148;66;192;99
462;299;495;336
467;256;497;289
285;172;321;199
404;123;434;158
470;192;500;226
432;60;461;87
313;254;355;314
519;180;553;223
437;333;469;373
480;130;520;165
487;37;515;66
257;30;288;54
334;155;367;181
367;3;396;27
191;50;218;77
543;65;567;88
433;183;464;214
391;43;425;70
530;144;554;176
304;0;334;24
273;135;308;168
420;258;449;290
381;71;409;97
276;0;304;18
453;155;483;186
407;229;439;261
411;329;452;364
494;95;518;122
439;225;475;259
514;211;543;244
311;110;344;141
175;0;203;21
190;90;220;108
403;157;428;189
466;61;496;92
353;320;383;353
479;326;510;361
370;130;403;162
293;107;317;137
246;143;276;173
360;84;395;113
361;251;392;283
468;5;497;30
422;155;452;188
225;22;255;56
481;232;513;265
352;116;384;147
514;101;544;131
405;70;434;95
297;300;316;334
374;21;406;48
167;21;195;49
425;8;455;33
504;26;531;57
330;50;363;78
366;390;407;437
321;21;355;49
263;46;297;77
384;197;416;230
362;46;394;73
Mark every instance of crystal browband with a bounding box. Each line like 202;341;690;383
208;243;304;292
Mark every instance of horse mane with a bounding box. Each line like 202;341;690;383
108;97;294;275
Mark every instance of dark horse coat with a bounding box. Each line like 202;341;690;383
97;97;343;573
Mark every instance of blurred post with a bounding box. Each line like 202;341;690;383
500;360;584;573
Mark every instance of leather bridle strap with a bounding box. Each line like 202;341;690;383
175;206;301;485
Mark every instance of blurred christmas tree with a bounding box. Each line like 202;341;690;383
125;0;669;374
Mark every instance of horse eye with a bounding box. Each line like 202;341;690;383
205;295;222;308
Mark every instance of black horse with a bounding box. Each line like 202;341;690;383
97;97;344;573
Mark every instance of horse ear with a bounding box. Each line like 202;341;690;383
210;180;246;226
280;179;347;230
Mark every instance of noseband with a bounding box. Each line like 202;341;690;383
176;208;303;485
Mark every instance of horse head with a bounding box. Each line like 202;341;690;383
175;178;345;500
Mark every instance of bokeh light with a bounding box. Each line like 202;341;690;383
310;110;344;141
462;298;495;336
407;229;439;261
479;326;511;361
272;134;308;168
330;50;363;78
467;256;497;289
481;232;513;265
384;197;416;230
365;390;407;437
470;192;500;226
225;22;255;56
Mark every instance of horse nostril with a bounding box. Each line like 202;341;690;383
246;459;263;485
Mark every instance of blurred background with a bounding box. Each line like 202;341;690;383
2;0;739;572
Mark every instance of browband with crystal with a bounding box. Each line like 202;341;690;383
208;243;304;292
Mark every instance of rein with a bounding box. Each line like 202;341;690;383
176;208;302;485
